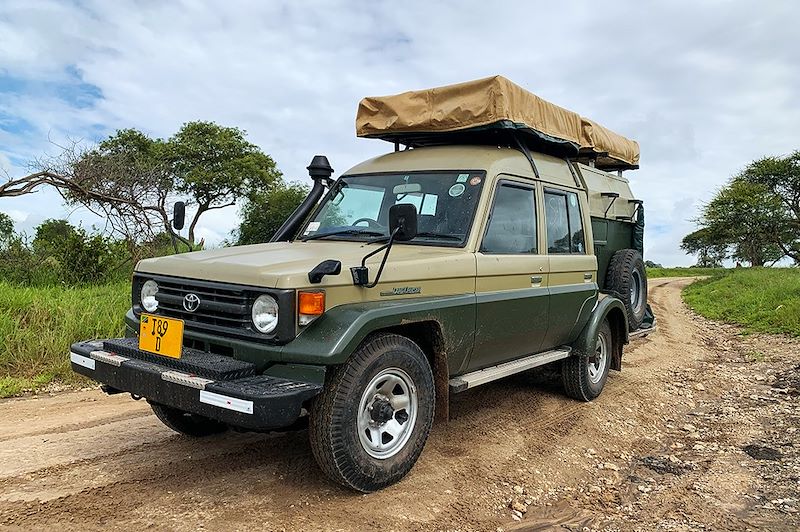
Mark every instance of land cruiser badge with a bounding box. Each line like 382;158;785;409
380;287;421;297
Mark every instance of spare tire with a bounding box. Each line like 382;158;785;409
605;249;647;331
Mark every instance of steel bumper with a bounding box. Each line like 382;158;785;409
70;338;322;431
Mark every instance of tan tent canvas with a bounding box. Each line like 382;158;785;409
580;118;640;168
356;75;639;169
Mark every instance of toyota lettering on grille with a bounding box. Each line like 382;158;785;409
183;293;201;312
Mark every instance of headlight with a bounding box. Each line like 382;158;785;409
140;280;159;312
252;294;279;334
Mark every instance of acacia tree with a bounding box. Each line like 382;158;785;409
167;121;280;243
680;227;728;267
14;121;281;255
736;151;800;262
63;129;175;252
684;177;786;267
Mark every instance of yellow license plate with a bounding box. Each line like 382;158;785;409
139;314;184;359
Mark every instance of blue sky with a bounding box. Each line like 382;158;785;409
1;0;798;265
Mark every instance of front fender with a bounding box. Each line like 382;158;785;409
571;295;628;370
279;294;476;368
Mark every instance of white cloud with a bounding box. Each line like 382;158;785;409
1;0;798;265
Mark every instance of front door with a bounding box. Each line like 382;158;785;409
471;179;549;370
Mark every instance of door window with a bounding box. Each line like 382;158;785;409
481;183;537;254
545;189;585;254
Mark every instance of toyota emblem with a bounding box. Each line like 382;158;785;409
183;293;201;312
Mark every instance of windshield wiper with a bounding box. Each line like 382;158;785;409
300;228;386;241
412;231;462;241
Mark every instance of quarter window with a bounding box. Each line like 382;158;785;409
545;189;585;254
481;183;537;254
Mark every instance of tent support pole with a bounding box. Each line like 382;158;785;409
512;135;540;179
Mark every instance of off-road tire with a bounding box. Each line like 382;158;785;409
562;319;613;401
308;333;435;492
605;249;647;331
149;402;227;437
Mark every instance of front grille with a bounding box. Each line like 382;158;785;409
133;274;296;344
155;279;250;330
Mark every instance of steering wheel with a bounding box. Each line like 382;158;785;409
351;217;383;229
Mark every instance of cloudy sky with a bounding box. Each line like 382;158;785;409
1;0;798;265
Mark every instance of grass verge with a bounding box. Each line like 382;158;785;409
683;268;800;336
0;281;129;397
647;267;728;278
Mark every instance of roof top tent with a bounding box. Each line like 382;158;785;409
355;75;645;287
356;75;640;172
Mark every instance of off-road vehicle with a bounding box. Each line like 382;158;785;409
71;76;655;492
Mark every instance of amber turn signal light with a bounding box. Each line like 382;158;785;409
298;291;325;316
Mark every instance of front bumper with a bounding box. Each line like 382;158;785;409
70;338;322;431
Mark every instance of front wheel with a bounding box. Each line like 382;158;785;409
562;319;613;401
308;333;435;492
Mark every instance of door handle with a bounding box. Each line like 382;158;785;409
531;275;543;284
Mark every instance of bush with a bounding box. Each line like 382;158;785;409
0;219;127;286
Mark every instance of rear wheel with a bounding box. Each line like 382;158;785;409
606;249;647;331
309;333;435;492
563;319;613;401
149;402;227;437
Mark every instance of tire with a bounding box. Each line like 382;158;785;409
605;249;647;331
149;402;227;437
308;333;435;492
563;319;613;401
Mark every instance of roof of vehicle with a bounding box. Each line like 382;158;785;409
345;145;579;189
344;145;639;222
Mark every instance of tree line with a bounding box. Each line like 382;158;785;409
682;151;800;267
0;121;308;286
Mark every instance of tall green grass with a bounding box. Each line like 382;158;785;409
683;268;800;336
0;281;130;396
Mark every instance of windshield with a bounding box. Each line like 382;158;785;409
300;171;486;246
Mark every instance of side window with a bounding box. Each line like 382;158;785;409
545;189;585;254
566;192;585;253
481;183;537;254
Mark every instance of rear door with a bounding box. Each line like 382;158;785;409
542;187;598;348
471;178;549;370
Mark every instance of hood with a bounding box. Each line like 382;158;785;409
135;240;470;289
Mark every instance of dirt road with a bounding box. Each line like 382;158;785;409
1;278;798;531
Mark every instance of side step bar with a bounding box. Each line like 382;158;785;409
449;347;571;393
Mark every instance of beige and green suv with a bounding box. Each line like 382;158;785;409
70;144;653;492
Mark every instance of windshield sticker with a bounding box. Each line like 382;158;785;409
469;176;482;186
304;221;321;235
456;173;469;183
448;183;465;197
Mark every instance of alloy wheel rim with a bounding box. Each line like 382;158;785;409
588;333;607;384
357;367;418;459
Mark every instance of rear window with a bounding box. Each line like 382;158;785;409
545;189;585;254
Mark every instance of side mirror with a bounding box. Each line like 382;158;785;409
389;203;418;242
172;201;186;231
